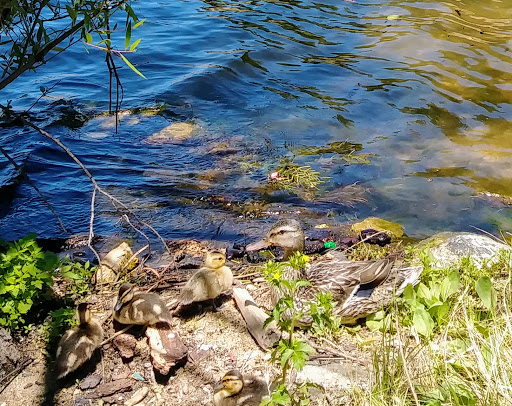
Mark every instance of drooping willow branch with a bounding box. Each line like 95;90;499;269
0;104;172;261
0;145;68;233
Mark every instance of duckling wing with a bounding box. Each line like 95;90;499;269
239;378;270;406
118;293;171;325
179;268;222;305
56;323;103;379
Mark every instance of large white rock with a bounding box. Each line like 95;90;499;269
416;232;512;269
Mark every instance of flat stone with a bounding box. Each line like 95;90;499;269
80;373;102;390
416;232;512;269
297;361;370;391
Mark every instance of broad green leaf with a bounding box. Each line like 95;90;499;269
119;54;146;79
476;276;496;311
413;306;434;337
66;5;77;21
17;301;32;314
440;271;460;301
416;283;430;300
85;33;92;43
366;319;383;331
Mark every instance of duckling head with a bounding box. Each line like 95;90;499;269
77;302;92;326
213;370;244;404
246;218;305;260
114;283;135;312
204;250;227;269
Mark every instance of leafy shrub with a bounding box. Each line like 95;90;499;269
0;234;58;332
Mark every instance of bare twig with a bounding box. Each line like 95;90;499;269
0;358;33;394
100;324;133;346
0;146;68;233
0;107;172;256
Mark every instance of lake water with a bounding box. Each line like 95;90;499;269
1;0;512;245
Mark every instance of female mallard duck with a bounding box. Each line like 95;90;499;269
213;370;269;406
171;250;233;313
246;218;422;325
114;283;172;326
55;303;104;379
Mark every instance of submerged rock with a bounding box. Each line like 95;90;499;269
351;217;404;238
416;231;512;269
144;122;196;144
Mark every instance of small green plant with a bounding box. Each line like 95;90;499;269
308;291;341;337
60;260;95;299
398;271;460;338
261;253;316;405
0;235;58;332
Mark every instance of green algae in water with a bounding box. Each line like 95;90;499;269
292;141;363;156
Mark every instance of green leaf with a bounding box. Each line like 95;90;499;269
130;38;141;51
416;283;430;300
17;301;32;314
66;5;77;21
119;54;146;79
413;306;434;337
133;19;146;29
476;276;496;311
85;33;92;44
440;271;460;301
125;21;132;50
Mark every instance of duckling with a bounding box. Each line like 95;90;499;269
114;283;172;326
246;218;423;324
55;303;104;379
213;370;269;406
171;250;233;313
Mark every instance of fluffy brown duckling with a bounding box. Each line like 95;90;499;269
171;250;233;313
213;370;269;406
55;303;104;379
114;283;172;326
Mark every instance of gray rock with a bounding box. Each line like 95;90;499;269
416;232;512;269
297;361;370;391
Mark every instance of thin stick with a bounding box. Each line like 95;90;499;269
0;358;32;394
0;146;67;233
0;107;172;256
100;324;133;346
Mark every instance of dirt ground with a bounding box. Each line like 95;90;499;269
0;246;373;406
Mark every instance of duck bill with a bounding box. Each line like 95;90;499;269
245;239;271;252
114;300;123;312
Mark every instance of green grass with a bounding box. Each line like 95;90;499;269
349;248;512;406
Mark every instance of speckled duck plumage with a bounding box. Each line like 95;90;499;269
246;218;423;325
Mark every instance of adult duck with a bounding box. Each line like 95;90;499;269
246;218;422;324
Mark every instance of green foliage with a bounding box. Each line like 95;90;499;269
308;291;341;336
0;235;58;332
261;252;317;406
41;307;77;344
0;0;143;92
60;260;95;299
399;271;460;338
269;158;325;192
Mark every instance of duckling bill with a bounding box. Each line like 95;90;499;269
114;283;172;326
55;303;103;379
